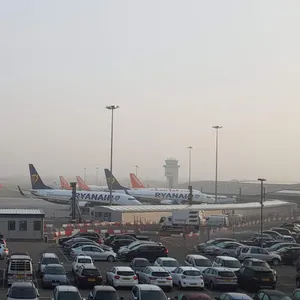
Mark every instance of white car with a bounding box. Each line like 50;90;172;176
130;284;168;300
184;254;212;272
212;256;241;272
38;253;61;274
137;266;172;291
154;257;179;273
106;266;138;288
170;266;204;290
71;255;94;273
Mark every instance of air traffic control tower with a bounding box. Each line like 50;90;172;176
163;158;180;188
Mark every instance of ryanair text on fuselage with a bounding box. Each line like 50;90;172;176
76;193;120;202
154;192;200;200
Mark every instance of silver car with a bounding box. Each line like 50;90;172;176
7;281;39;300
202;267;238;290
70;245;116;262
42;264;69;288
208;242;243;257
236;246;281;265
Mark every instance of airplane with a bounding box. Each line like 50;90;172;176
105;169;216;205
59;176;72;190
129;173;236;204
76;176;108;192
18;164;141;206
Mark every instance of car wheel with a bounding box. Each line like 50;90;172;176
272;258;280;266
209;281;214;290
107;255;115;262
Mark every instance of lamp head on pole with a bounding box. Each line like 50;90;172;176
257;178;266;182
212;125;223;130
187;146;193;150
106;105;120;110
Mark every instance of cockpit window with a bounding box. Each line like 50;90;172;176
128;197;136;200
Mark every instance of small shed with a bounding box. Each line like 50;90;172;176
0;209;45;240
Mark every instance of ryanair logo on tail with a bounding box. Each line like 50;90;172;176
31;174;39;184
107;177;116;185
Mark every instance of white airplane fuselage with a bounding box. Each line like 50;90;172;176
30;189;141;206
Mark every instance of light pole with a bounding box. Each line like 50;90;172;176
84;168;87;182
106;105;119;205
134;165;139;177
187;146;193;186
96;167;99;185
258;178;266;247
212;125;223;203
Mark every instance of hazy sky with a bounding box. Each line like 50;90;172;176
1;0;300;183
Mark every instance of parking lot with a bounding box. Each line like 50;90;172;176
0;238;296;299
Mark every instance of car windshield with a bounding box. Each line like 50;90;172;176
57;291;82;300
117;271;135;276
218;271;235;277
249;261;270;268
134;260;149;267
45;266;65;275
269;296;292;300
42;257;59;264
270;244;289;250
195;259;211;266
78;258;92;264
10;287;37;299
162;260;179;267
95;291;119;300
223;260;241;268
277;247;288;253
140;290;167;300
206;239;216;245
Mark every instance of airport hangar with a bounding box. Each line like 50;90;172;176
0;209;45;240
92;200;297;224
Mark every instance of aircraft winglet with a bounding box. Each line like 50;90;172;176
130;173;145;188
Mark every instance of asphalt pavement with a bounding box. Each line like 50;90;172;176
0;238;295;300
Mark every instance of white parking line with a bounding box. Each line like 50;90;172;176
58;248;70;262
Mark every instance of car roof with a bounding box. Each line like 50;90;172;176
244;258;264;262
115;266;134;271
10;255;31;260
136;284;163;291
258;290;286;296
56;285;79;292
226;293;253;300
217;256;239;261
158;257;177;261
45;264;64;268
148;266;168;272
81;265;97;269
77;255;92;260
11;281;35;288
187;254;209;259
42;253;58;258
132;258;149;261
180;266;201;271
212;267;234;271
94;285;116;291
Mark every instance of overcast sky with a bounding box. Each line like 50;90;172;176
0;0;300;183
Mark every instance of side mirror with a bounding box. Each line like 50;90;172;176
61;262;64;265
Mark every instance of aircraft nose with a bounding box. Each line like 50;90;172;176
134;200;142;205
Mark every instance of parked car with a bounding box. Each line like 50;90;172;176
129;284;168;300
106;266;138;288
74;265;103;288
38;253;61;274
137;266;172;291
170;266;204;290
184;254;212;272
72;255;94;273
0;244;9;259
129;258;151;273
208;242;243;257
235;266;277;292
236;246;281;265
265;242;300;252
275;247;300;265
70;245;116;262
111;239;133;253
262;231;284;241
195;238;235;253
118;243;168;262
41;264;69;288
88;285;123;300
63;241;102;254
253;289;291;300
117;241;159;256
212;256;241;272
215;293;253;300
242;258;276;278
59;232;102;245
104;234;136;246
202;267;238;290
52;285;84;300
7;282;39;300
154;257;180;273
271;227;298;239
176;293;213;300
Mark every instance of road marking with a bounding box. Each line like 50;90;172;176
2;269;4;289
58;248;70;262
204;287;213;295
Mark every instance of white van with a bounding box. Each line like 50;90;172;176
206;215;229;227
6;254;33;285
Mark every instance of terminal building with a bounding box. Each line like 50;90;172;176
92;200;296;224
0;209;45;240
